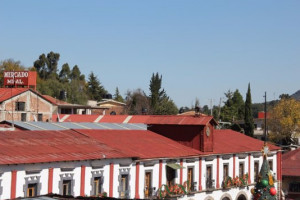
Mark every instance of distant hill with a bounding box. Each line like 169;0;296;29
291;90;300;101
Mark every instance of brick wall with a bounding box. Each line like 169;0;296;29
0;91;53;122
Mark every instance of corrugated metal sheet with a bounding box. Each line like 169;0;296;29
50;114;216;125
5;121;147;131
76;129;203;159
99;115;129;123
282;148;300;176
0;130;129;165
213;129;280;154
144;115;215;125
0;88;29;102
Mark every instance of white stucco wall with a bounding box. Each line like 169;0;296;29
0;151;280;200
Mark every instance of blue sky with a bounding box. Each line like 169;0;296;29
1;1;299;108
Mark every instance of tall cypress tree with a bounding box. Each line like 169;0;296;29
244;83;254;137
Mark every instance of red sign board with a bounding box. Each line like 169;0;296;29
3;71;37;88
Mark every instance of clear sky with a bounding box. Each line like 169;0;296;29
1;1;299;108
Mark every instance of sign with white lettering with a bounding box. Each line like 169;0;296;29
3;71;37;87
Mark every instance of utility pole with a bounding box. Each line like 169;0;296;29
209;99;214;116
264;92;267;143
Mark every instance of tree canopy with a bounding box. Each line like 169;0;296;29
220;89;244;122
149;72;178;115
244;83;254;137
268;98;300;145
87;72;107;101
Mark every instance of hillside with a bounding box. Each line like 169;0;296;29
291;90;300;100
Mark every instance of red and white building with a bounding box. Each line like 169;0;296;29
0;115;282;200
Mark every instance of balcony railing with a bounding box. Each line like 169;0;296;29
206;179;215;191
144;187;156;198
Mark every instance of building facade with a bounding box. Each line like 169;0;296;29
0;115;282;200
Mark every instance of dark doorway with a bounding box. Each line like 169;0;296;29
166;166;176;187
237;194;247;200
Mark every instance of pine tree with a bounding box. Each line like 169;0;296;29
252;145;277;199
244;83;254;137
149;72;165;113
87;72;107;101
114;87;124;102
149;72;178;115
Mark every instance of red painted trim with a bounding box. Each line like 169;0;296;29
48;168;53;194
198;158;202;190
233;154;236;178
80;165;86;196
180;159;183;185
216;156;220;188
277;152;282;200
11;170;17;199
277;152;282;181
159;160;162;188
135;162;140;199
109;163;114;197
248;154;251;184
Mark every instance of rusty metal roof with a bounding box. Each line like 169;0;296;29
0;88;29;102
0;129;203;165
51;114;216;125
282;148;300;177
0;130;129;165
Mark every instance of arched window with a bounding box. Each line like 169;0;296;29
237;194;247;200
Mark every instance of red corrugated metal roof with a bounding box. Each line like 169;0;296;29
0;88;29;102
64;114;100;122
0;130;129;165
128;115;151;123
76;129;204;159
42;95;70;106
100;115;129;123
145;115;216;125
50;114;217;125
282;148;300;177
0;129;203;165
213;129;280;154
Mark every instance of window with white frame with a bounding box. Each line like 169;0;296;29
268;160;273;171
118;168;130;199
239;162;244;177
206;165;214;189
91;170;104;196
187;167;195;191
59;173;74;196
254;161;259;182
144;170;153;198
23;176;41;197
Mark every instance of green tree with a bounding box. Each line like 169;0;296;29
268;98;300;145
68;79;88;104
244;83;254;137
87;72;106;101
125;89;150;115
70;65;85;81
59;63;71;83
221;89;245;122
0;59;26;86
33;51;60;79
149;72;178;115
114;87;124;102
155;96;178;115
149;73;165;112
202;105;210;115
279;93;290;100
